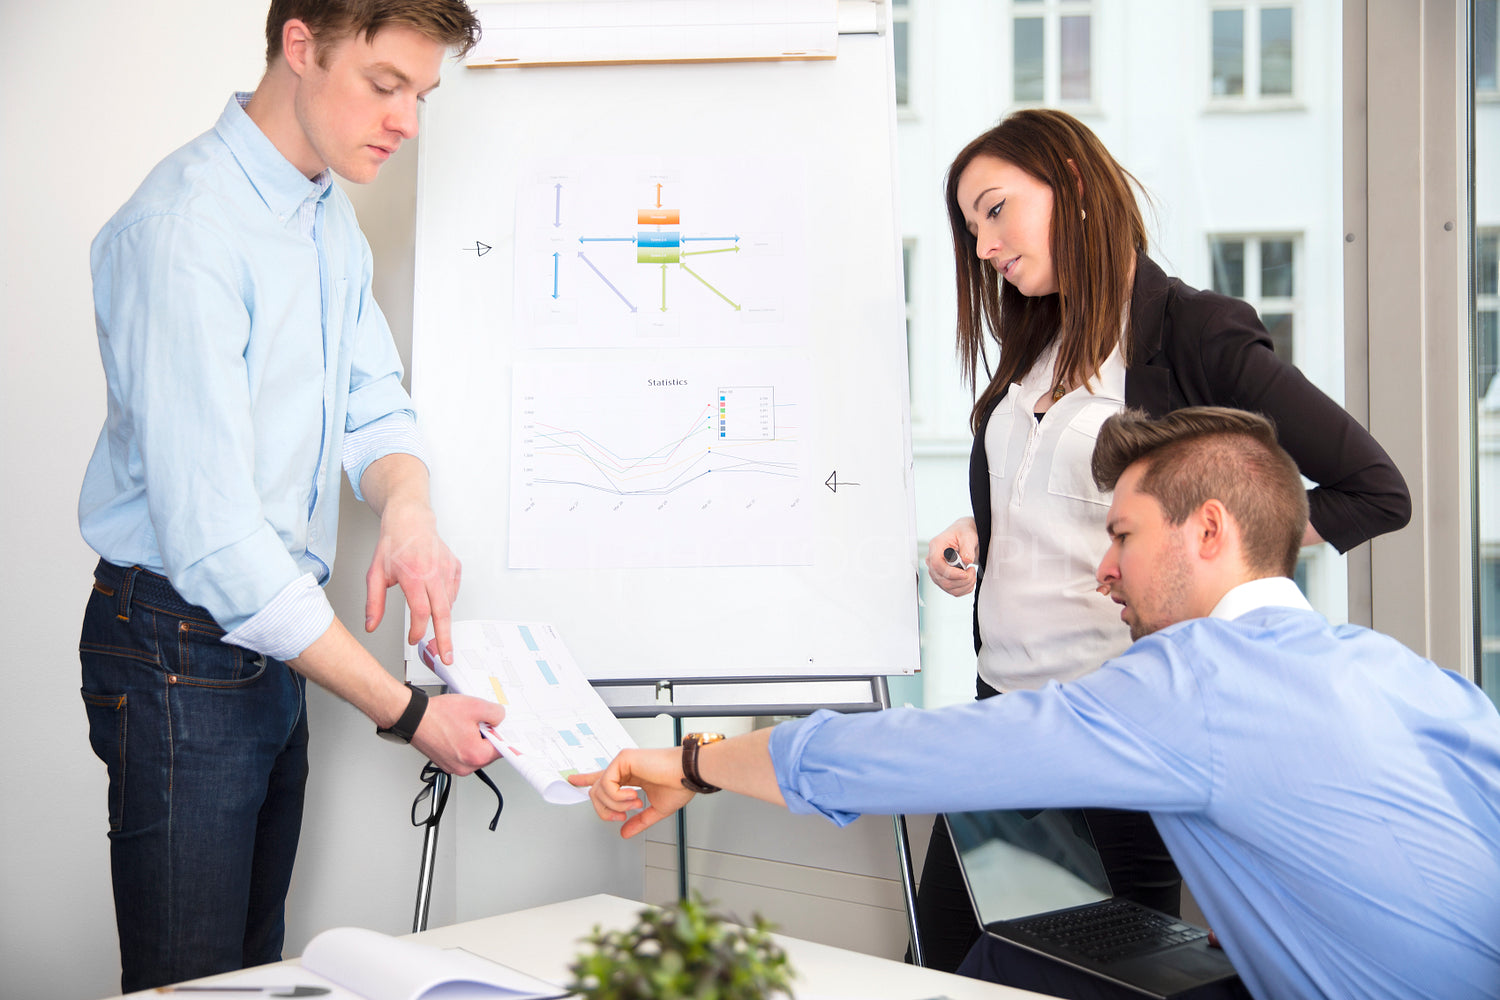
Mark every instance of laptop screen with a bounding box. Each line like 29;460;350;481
947;808;1114;923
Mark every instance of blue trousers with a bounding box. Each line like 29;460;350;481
79;560;309;993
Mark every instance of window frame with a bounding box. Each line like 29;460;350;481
1207;0;1304;111
1207;233;1303;365
892;0;913;115
1008;0;1100;112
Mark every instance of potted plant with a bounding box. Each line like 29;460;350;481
567;894;796;1000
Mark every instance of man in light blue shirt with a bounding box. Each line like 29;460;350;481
573;407;1500;1000
78;2;503;992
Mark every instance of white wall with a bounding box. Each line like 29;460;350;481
0;4;640;998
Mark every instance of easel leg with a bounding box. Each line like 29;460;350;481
673;716;687;902
412;765;450;933
872;677;924;965
893;813;923;966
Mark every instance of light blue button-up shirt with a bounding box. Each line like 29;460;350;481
771;578;1500;999
80;94;426;660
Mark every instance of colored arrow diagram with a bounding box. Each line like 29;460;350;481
678;262;740;310
552;253;559;298
577;252;637;312
682;245;742;258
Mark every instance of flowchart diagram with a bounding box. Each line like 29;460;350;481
513;157;807;349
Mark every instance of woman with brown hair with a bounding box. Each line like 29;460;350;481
916;109;1411;981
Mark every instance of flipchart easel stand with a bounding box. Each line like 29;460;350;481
408;675;926;966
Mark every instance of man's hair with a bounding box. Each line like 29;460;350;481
265;0;481;65
1091;407;1309;578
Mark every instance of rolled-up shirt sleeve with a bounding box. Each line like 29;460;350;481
343;411;427;501
222;573;335;660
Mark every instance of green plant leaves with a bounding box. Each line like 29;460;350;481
567;894;795;1000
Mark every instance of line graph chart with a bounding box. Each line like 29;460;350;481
509;360;812;568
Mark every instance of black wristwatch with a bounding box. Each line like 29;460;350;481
680;732;725;793
376;683;429;744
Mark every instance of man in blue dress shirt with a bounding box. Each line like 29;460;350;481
573;407;1500;1000
78;1;502;991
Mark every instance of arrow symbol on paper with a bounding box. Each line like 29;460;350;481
824;471;861;493
552;253;559;298
463;241;491;256
554;183;563;227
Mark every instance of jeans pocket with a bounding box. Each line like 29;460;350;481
174;619;266;687
80;689;127;832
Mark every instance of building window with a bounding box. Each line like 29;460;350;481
1480;230;1499;398
893;0;910;109
903;238;919;424
1210;3;1296;101
1483;552;1500;702
1479;0;1498;96
1209;235;1299;362
1012;1;1094;106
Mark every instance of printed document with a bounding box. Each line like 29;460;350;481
419;621;636;804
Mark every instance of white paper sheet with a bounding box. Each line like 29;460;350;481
420;621;636;804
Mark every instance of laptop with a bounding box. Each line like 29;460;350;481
946;808;1240;998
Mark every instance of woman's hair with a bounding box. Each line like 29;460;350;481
945;109;1148;433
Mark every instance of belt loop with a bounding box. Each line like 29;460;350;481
116;565;139;622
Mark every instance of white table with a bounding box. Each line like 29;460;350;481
112;893;1058;999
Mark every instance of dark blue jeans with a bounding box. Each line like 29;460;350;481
79;560;309;993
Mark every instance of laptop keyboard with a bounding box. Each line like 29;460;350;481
1009;898;1208;964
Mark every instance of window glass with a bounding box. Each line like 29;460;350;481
1060;16;1092;101
1260;7;1294;96
1479;231;1498;297
1480;311;1498;399
1475;9;1499;704
1262;238;1295;297
1263;312;1294;362
1211;238;1246;297
1481;233;1498;398
894;19;910;107
1483;555;1500;692
1213;9;1246;97
893;0;910;108
1014;18;1045;101
1479;0;1497;94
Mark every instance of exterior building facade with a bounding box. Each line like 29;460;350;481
889;1;1500;707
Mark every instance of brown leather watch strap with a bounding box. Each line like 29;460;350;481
680;732;725;793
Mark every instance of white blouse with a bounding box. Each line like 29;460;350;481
976;342;1131;692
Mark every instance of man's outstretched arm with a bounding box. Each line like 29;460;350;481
568;727;784;838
